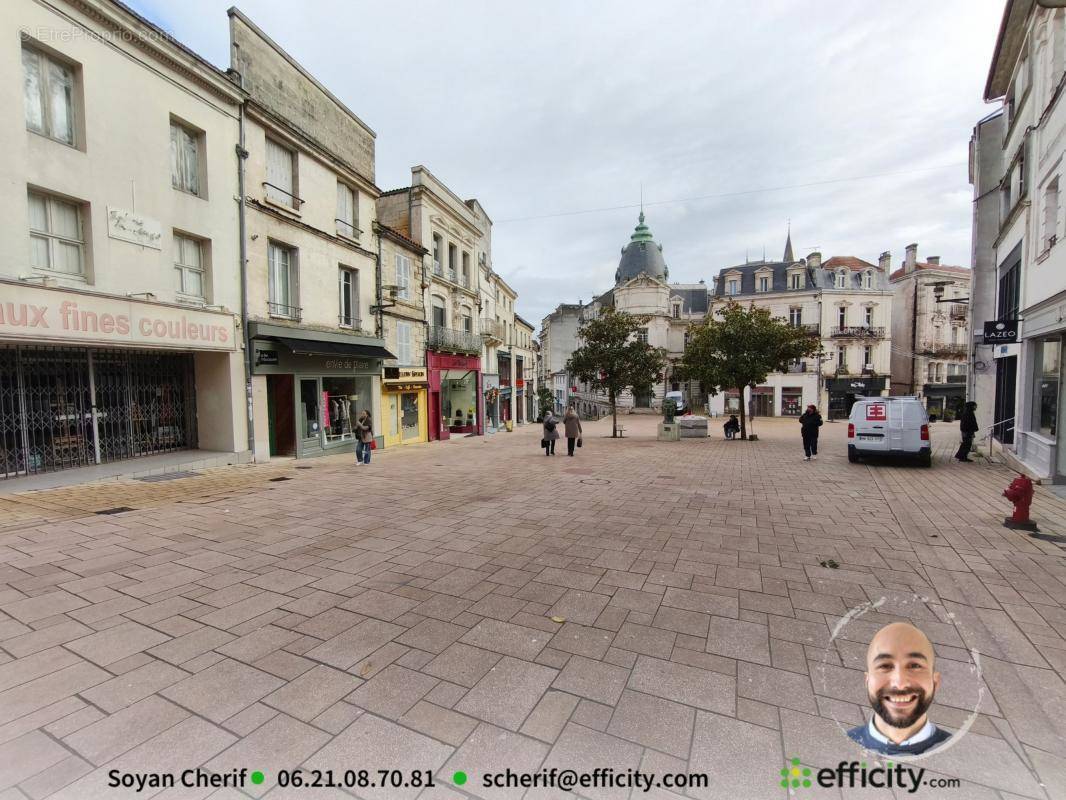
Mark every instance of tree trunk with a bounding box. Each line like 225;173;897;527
739;391;748;440
610;389;618;438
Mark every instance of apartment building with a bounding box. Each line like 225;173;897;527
975;0;1066;480
378;167;488;439
888;244;972;420
710;247;894;419
1;0;246;479
231;10;391;462
515;315;537;422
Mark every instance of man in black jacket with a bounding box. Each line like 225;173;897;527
955;401;978;462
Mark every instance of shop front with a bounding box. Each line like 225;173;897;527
250;323;391;459
516;379;525;423
781;387;803;416
827;376;888;420
923;382;966;422
0;282;241;479
382;366;428;448
483;373;500;433
428;351;481;440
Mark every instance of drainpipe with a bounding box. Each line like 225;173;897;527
911;278;919;394
375;226;383;339
236;92;255;462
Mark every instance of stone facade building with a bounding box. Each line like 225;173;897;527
231;10;391;463
973;0;1066;480
888;244;972;420
1;0;247;479
710;245;894;419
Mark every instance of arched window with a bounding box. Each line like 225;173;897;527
864;270;873;289
837;270;847;289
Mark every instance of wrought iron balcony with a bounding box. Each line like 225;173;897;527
786;362;807;373
830;326;885;338
794;323;820;334
946;374;967;383
949;304;968;320
428;326;482;354
338;314;362;330
481;318;505;343
918;342;967;357
268;302;301;321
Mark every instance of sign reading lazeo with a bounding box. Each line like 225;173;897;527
983;320;1019;344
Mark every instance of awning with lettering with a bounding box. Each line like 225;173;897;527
272;337;395;359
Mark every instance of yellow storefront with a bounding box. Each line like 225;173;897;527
382;367;428;447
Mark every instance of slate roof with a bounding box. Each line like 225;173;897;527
615;212;668;284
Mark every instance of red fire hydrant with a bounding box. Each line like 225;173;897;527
1003;474;1038;531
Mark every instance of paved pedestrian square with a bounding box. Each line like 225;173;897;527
1;415;1065;798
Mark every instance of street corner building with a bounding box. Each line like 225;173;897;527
1;0;247;479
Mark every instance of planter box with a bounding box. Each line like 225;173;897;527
679;416;708;438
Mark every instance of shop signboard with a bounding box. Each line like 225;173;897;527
983;319;1019;344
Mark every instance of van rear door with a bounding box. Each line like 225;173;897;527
887;402;905;452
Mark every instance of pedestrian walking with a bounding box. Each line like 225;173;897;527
799;404;822;461
563;405;582;456
723;414;740;440
956;401;978;462
355;409;373;465
542;411;559;456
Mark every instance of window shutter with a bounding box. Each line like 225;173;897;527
266;141;294;205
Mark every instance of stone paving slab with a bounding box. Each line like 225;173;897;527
0;416;1064;798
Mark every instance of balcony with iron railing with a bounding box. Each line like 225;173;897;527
830;326;885;338
949;304;968;320
428;326;482;354
792;323;820;334
918;342;968;358
481;318;505;343
786;362;808;373
338;314;362;330
268;301;301;321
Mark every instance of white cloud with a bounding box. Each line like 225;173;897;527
129;0;1005;325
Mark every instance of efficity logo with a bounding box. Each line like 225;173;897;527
777;758;957;794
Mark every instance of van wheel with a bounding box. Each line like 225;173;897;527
848;449;859;463
919;453;932;468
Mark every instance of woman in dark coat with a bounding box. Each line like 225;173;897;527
563;405;582;456
355;410;373;465
799;404;822;461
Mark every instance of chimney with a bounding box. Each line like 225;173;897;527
878;251;891;272
926;256;940;265
807;251;821;268
904;243;918;273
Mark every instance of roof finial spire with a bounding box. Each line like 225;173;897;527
783;219;795;263
639;183;644;224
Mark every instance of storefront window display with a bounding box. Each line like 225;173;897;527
1033;338;1060;438
781;389;802;416
443;372;477;432
322;376;372;443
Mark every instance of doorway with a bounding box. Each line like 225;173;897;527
266;374;295;456
994;356;1016;444
752;393;773;417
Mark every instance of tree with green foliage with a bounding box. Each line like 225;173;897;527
536;385;555;420
566;309;668;438
679;300;820;440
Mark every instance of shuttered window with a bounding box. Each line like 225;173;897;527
266;140;296;208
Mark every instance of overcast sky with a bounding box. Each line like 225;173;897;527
131;0;1005;328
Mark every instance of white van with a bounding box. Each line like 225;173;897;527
847;396;931;467
664;391;686;414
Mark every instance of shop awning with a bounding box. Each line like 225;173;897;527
273;337;395;359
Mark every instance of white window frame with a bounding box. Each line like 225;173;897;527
1044;176;1059;250
395;253;411;300
338;266;359;328
789;307;802;326
836;270;847;289
336;181;357;239
636;328;649;344
432;234;443;275
837;306;847;327
23;46;76;146
758;275;769;292
170;120;201;196
863;345;873;368
727;279;739;295
864;306;873;326
174;232;206;299
268;241;298;318
864;270;873;289
790;272;802;289
265;139;298;209
28;190;85;276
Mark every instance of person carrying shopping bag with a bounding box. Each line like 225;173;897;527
355;409;374;465
563;405;582;456
541;411;559;456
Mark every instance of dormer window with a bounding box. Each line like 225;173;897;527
864;270;873;290
727;279;739;295
836;269;847;289
790;272;802;290
758;276;770;292
672;302;681;318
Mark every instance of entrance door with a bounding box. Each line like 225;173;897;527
753;393;772;417
266;374;295;456
994;356;1016;444
634;390;653;407
430;390;448;440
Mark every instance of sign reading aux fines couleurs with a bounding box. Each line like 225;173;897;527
0;284;236;351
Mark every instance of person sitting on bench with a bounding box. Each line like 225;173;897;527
723;415;740;439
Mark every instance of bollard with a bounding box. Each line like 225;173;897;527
1003;474;1039;532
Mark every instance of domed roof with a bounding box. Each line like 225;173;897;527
615;212;668;284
